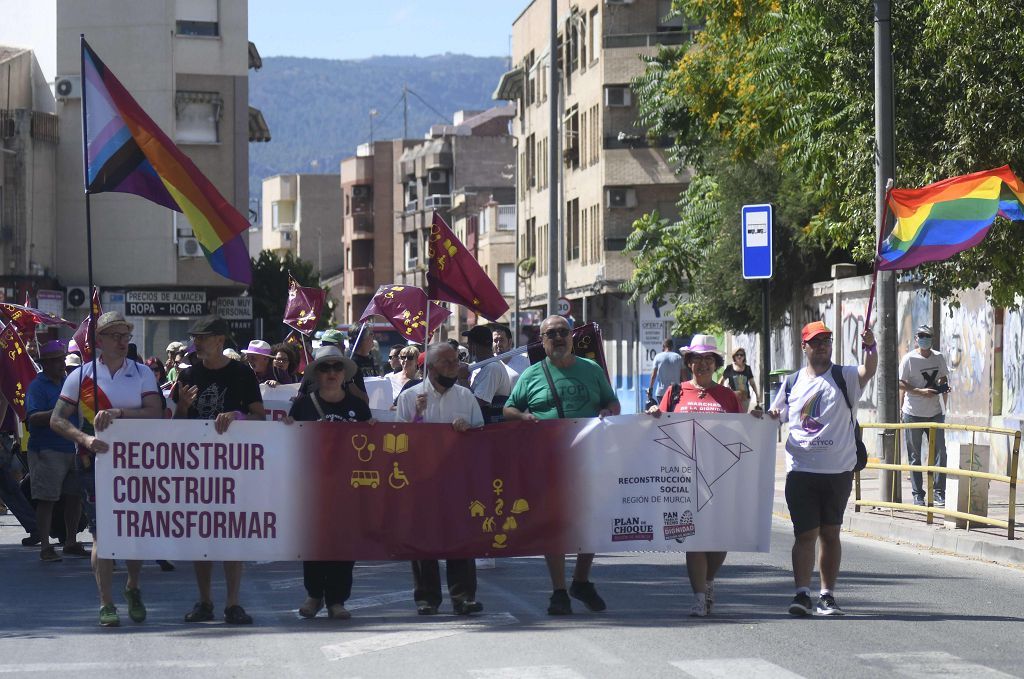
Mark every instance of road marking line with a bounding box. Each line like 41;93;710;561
857;652;1017;678
0;659;265;673
269;577;305;590
345;590;412;611
320;612;517;661
467;665;588;679
671;659;806;678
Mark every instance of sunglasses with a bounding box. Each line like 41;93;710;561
399;355;412;361
316;362;347;374
542;329;572;339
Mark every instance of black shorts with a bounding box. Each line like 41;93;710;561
785;471;853;535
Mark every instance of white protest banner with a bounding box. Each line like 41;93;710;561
96;414;775;560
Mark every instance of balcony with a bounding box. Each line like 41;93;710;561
351;213;374;236
273;222;295;232
405;199;419;214
347;267;375;292
424;194;452;209
604;31;691;49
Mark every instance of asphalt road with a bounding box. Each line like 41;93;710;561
1;517;1022;678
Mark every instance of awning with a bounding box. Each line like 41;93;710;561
248;41;263;70
248;106;271;142
492;66;524;101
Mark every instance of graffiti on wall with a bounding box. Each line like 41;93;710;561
897;288;932;355
1004;307;1024;417
840;296;877;409
941;291;992;418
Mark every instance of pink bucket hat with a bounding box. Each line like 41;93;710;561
241;339;273;357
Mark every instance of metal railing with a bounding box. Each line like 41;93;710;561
855;422;1021;539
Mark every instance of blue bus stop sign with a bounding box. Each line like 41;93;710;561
741;203;773;279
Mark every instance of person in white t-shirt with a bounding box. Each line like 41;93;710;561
898;325;950;507
463;325;512;423
491;324;528;387
762;320;876;618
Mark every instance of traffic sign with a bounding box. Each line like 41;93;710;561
556;296;571;316
741;204;773;279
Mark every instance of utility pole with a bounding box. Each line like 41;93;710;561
403;84;409;140
874;0;900;502
547;0;560;316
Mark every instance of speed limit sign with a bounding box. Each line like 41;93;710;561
556;297;571;317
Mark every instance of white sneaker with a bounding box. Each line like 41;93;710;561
298;597;323;618
475;558;496;569
328;604;351;620
689;596;708;618
705;581;715;614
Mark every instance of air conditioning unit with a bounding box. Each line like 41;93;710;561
66;286;89;309
606;187;637;209
178;236;203;257
605;86;632;107
55;75;82;100
352;185;371;199
427;169;447;184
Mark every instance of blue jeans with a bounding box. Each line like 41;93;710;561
0;434;36;534
903;413;946;498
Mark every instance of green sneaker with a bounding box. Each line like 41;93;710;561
123;585;146;623
99;604;120;627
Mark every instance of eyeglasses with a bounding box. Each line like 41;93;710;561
100;332;132;342
399;356;412;362
542;328;572;339
316;362;347;374
805;337;833;348
389;354;401;359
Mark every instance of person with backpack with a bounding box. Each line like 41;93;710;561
646;335;740;618
760;320;876;617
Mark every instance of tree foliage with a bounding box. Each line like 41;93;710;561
627;0;1024;332
249;250;335;344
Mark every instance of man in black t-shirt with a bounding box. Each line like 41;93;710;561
173;316;266;625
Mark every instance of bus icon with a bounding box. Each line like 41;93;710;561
351;470;380;489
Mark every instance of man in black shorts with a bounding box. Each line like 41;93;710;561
765;321;876;617
173;315;266;625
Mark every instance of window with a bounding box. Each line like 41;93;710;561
524;51;536;106
525;133;536;188
404;233;419;270
176;0;219;36
590;205;601;262
175;91;222;144
657;0;684;31
563;107;579;169
580;110;588;169
588;8;599;63
605;86;632;107
581;207;589;265
566;199;580;261
271;200;294;229
498;264;515;295
590;104;600;164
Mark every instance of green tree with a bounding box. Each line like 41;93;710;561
627;0;1024;330
249;250;335;344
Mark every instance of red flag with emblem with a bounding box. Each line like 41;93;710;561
72;288;102;361
425;211;509;321
0;323;39;420
0;303;77;332
283;274;326;336
358;284;450;344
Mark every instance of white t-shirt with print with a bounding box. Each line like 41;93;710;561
899;349;948;418
770;364;861;474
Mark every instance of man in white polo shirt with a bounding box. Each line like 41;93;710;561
51;311;163;627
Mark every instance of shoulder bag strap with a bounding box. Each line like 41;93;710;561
829;364;859;430
541;359;566;419
309;392;328;421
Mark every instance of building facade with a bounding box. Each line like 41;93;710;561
0;0;268;355
497;0;688;408
394;106;517;335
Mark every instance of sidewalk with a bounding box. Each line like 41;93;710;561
771;440;1024;567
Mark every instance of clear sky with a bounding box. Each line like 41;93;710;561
249;0;529;60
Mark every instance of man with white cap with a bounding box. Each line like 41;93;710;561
898;324;950;506
26;340;86;562
764;320;876;617
51;311;164;627
172;315;265;625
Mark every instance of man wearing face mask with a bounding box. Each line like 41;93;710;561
396;343;485;616
898;325;950;507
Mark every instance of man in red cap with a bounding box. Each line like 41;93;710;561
763;319;876;617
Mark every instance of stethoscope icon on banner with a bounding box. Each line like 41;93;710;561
351;434;375;462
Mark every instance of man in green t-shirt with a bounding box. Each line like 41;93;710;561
504;315;620;615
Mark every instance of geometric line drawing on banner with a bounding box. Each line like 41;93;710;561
656;417;755;512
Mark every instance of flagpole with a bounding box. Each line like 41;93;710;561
349;322;367;359
421;302;430;389
864;177;894;332
80;35;100;427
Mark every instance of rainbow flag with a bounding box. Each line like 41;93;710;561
878;166;1024;271
81;37;251;284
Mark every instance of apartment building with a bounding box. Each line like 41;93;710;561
338;139;414;325
496;0;687;406
394;105;517;333
0;0;269;354
0;47;60;311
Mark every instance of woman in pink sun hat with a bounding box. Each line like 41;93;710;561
647;333;741;619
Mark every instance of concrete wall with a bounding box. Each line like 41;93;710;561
295;173;342;277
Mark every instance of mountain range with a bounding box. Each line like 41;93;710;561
248;54;511;206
